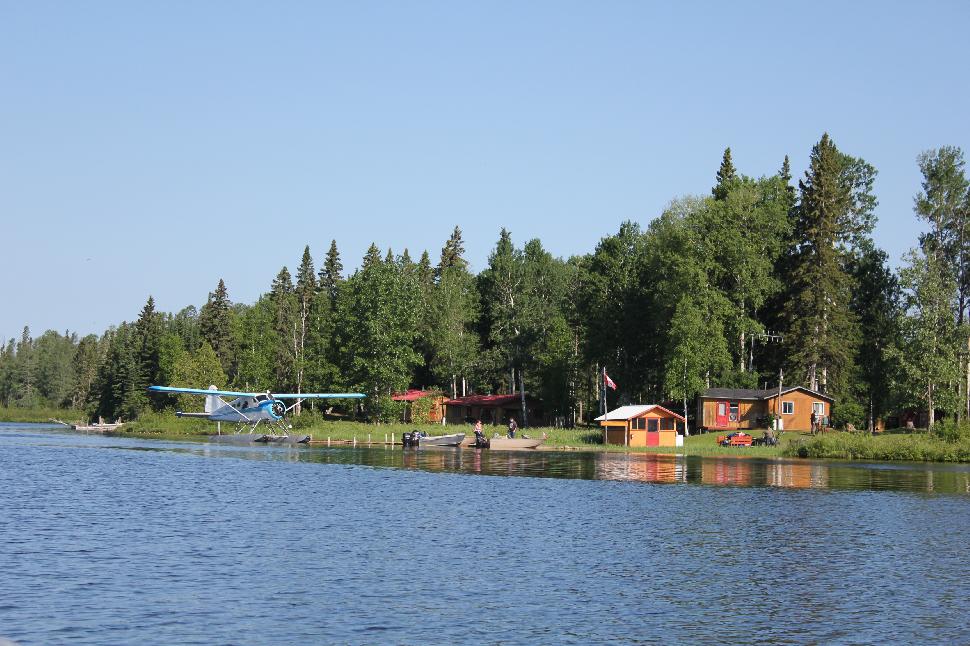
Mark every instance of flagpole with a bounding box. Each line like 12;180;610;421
600;366;606;415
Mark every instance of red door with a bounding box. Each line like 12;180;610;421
715;402;728;427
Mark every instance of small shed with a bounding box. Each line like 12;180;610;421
595;405;686;447
697;387;834;432
392;389;445;423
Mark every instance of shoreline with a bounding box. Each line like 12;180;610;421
4;409;970;464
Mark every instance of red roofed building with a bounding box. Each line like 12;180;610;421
391;389;445;423
443;393;544;427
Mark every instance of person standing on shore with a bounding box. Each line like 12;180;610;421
507;416;518;439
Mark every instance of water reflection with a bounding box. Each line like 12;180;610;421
288;445;970;495
4;424;970;495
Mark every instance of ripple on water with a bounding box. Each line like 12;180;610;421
1;424;970;644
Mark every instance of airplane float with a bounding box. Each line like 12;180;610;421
148;385;366;444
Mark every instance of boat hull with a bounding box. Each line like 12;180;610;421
461;436;544;449
404;432;466;447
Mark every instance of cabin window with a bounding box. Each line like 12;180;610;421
660;418;674;430
631;418;646;430
782;401;794;415
729;402;739;421
813;402;825;416
647;418;659;432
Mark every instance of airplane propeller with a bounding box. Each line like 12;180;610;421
271;400;286;418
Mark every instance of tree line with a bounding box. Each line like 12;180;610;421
3;134;969;429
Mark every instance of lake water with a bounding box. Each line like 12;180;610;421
2;423;969;644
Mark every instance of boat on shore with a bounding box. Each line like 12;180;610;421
72;422;124;432
401;431;465;447
461;435;545;450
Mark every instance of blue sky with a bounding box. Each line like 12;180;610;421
2;1;968;340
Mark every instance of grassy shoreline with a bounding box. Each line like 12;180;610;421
5;407;970;463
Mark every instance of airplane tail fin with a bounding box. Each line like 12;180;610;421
205;385;227;414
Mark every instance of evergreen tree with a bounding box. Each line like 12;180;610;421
318;239;344;304
436;225;469;279
14;326;35;407
293;247;316;411
134;296;163;403
170;306;201;352
90;324;143;421
712;147;737;200
199;279;236;377
479;228;525;397
782;134;876;400
269;267;296;390
412;249;437;389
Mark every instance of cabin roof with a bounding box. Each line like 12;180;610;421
443;393;536;407
392;389;436;402
701;386;835;402
594;404;686;422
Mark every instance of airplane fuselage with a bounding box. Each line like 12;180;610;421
176;394;283;423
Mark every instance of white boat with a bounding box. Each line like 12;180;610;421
462;435;545;450
402;432;465;447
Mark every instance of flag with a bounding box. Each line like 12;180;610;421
604;371;617;391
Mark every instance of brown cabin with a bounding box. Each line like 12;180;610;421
697;387;834;432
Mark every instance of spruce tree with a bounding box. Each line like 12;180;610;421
199;279;235;377
782;134;876;406
318;239;344;304
294;246;316;410
712;147;737;200
134;297;163;410
269;267;296;390
436;226;469;280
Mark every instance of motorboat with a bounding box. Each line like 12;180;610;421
461;435;545;450
401;431;466;447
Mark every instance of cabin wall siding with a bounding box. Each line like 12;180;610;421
699;389;832;431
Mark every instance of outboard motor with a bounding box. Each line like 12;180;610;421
402;431;420;448
474;429;489;448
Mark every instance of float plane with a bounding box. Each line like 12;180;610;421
148;385;365;444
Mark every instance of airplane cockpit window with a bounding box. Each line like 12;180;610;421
255;395;267;402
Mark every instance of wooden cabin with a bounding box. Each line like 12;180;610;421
442;393;544;427
697;387;834;432
391;389;445;423
595;405;686;447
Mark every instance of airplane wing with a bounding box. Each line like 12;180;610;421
271;393;366;399
148;386;255;397
148;386;365;399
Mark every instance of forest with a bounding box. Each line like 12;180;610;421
3;134;969;431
